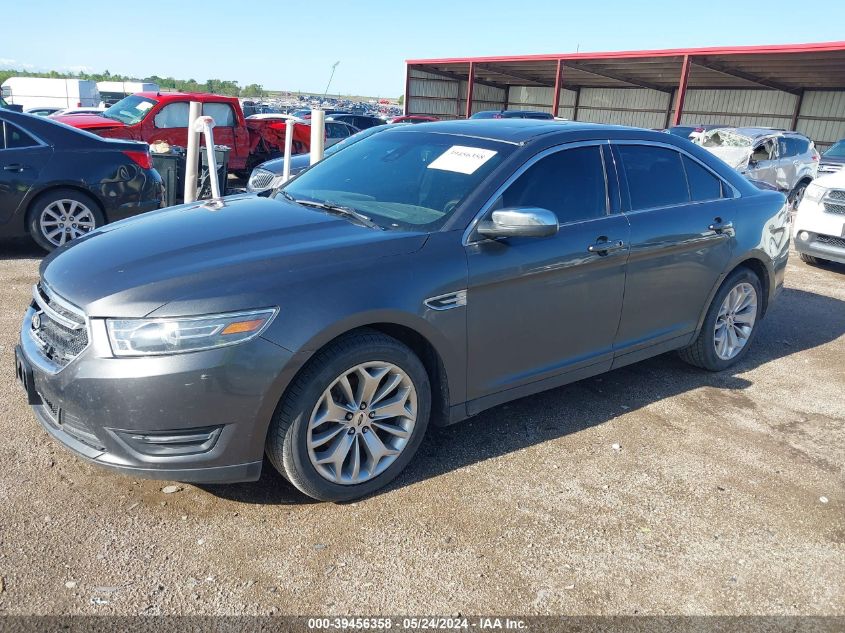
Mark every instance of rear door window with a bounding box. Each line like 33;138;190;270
2;122;38;149
203;103;236;127
154;103;190;129
682;155;724;201
498;145;608;224
618;145;689;210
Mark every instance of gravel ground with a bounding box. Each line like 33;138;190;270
0;238;842;617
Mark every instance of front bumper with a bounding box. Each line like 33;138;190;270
19;306;294;483
794;231;845;265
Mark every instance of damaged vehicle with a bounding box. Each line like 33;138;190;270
696;127;818;208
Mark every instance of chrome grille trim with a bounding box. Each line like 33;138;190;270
247;168;276;192
32;285;84;330
28;283;90;370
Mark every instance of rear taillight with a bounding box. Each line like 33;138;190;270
123;150;152;170
813;152;820;162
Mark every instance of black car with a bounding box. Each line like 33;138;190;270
0;109;162;250
818;139;845;175
1;96;23;112
327;114;385;130
17;120;789;502
471;109;554;120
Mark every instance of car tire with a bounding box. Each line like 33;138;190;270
799;253;821;265
678;267;763;371
788;181;809;211
266;329;431;502
27;188;104;252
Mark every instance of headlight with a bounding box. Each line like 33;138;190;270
106;308;277;356
803;183;826;204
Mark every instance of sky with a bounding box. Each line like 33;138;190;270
3;0;845;97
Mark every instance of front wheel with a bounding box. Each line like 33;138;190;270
678;267;763;371
28;189;104;252
266;330;431;501
799;253;822;266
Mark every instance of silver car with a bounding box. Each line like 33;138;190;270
697;127;819;208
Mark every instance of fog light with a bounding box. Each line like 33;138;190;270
799;231;810;241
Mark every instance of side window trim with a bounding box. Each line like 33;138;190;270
463;139;613;246
611;139;739;214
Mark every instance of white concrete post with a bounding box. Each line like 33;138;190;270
193;116;220;199
282;118;294;183
310;109;325;166
184;101;202;203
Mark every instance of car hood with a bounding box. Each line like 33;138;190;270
40;195;428;318
52;113;126;130
809;168;845;190
259;153;311;175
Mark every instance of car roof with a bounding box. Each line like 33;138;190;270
388;118;636;144
726;127;800;139
134;91;236;102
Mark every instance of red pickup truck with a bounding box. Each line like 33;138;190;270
53;92;310;174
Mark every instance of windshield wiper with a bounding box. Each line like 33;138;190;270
291;198;383;230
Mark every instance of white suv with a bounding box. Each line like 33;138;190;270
793;170;845;266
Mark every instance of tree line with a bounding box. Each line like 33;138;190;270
0;68;266;97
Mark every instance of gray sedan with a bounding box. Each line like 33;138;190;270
17;120;789;501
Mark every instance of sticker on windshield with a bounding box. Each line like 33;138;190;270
427;146;498;175
136;101;153;111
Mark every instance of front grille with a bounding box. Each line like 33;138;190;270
816;234;845;249
247;168;276;192
40;393;104;450
828;190;845;201
823;201;845;215
30;284;88;368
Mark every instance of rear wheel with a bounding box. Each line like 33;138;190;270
28;189;104;252
679;267;763;371
789;181;809;212
266;329;431;501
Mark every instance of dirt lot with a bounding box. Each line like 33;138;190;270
0;238;842;617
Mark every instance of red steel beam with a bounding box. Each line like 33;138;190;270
404;64;411;116
672;55;691;127
552;59;563;117
465;61;475;119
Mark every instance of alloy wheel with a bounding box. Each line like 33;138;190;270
39;199;97;247
713;282;758;360
307;361;418;485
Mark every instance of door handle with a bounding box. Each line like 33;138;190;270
708;219;734;233
588;239;626;254
3;164;26;172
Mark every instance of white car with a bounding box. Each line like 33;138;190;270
793;170;845;266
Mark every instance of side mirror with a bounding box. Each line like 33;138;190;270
476;207;559;239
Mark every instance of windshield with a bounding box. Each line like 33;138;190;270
102;95;158;125
823;140;845;159
279;130;511;230
700;129;752;148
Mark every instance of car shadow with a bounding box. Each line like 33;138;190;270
0;238;44;259
203;286;845;505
